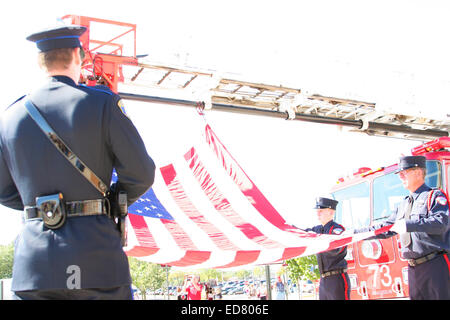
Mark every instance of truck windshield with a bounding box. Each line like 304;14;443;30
332;160;442;228
373;160;441;222
332;182;370;229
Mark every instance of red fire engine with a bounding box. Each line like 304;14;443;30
330;136;450;299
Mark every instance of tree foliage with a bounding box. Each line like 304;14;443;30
0;244;14;279
197;268;223;283
128;257;167;300
285;254;320;283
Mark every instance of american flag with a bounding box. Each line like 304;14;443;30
122;113;386;269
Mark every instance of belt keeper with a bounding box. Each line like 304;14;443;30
24;207;38;219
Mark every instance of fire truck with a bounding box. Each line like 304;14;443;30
60;15;450;299
330;136;450;299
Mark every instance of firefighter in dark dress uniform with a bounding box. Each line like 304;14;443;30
305;197;351;300
0;24;156;299
354;156;450;300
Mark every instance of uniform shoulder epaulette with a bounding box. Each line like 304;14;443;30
335;222;346;230
331;222;345;234
427;188;449;210
4;95;26;111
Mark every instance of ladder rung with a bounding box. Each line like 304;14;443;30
157;71;172;85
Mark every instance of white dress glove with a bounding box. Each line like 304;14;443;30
340;229;355;236
390;219;407;234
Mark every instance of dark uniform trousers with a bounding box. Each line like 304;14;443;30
319;272;351;300
306;220;350;300
408;252;450;300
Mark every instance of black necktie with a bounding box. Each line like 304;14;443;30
400;195;413;248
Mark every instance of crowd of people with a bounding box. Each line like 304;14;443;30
171;275;292;300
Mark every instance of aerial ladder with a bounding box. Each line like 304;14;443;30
62;14;449;141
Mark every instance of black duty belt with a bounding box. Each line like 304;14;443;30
407;251;446;267
321;268;347;278
24;199;108;221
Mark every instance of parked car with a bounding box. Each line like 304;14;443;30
301;280;314;293
154;288;163;295
231;286;245;295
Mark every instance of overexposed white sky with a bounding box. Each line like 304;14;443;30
0;0;449;244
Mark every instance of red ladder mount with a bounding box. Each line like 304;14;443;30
61;15;138;93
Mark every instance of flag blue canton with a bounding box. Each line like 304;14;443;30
129;188;174;220
111;170;173;220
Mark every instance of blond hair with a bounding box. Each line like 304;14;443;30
37;47;75;72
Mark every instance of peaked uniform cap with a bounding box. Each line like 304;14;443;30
314;197;338;210
26;25;87;52
395;155;426;174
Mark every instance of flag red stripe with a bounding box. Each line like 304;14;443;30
125;246;159;257
160;218;198;250
127;213;160;257
160;163;240;250
128;213;158;248
327;237;353;251
279;247;307;261
185;147;281;249
215;250;261;268
375;224;393;236
204;124;308;236
165;250;212;267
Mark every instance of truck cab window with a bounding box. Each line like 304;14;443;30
424;160;441;188
332;182;370;229
373;173;408;222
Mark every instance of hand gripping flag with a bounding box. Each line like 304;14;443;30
122;108;385;269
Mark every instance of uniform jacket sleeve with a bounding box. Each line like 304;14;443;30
354;205;399;239
406;190;449;234
0;143;23;210
105;95;156;205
